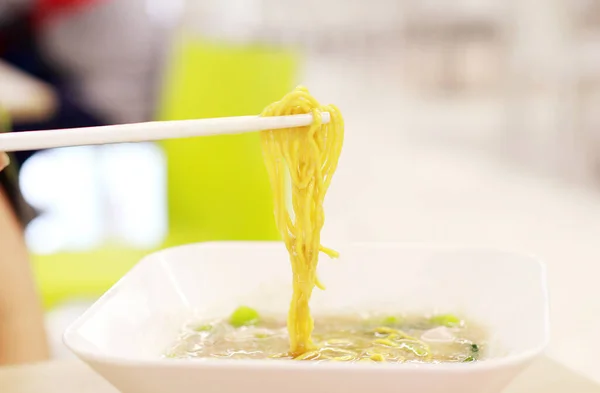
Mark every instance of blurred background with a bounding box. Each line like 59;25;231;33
2;0;600;383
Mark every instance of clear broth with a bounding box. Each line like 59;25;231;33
165;313;487;363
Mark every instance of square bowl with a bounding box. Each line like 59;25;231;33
64;242;549;393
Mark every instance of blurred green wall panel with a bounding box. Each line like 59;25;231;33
158;38;299;243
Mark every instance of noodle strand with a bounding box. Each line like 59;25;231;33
261;86;344;355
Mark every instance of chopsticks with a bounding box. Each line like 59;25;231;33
0;112;331;152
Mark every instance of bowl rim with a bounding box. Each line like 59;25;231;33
63;241;551;372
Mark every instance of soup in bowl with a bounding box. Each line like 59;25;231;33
64;242;549;393
166;311;487;363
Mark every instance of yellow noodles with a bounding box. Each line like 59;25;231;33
260;86;344;356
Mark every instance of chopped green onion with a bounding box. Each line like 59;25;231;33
382;316;400;326
194;324;213;332
429;314;461;327
229;306;260;328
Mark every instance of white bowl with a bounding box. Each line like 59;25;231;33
64;242;549;393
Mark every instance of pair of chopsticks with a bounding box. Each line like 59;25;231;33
0;112;331;152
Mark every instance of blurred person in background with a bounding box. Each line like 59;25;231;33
0;0;172;364
0;0;170;164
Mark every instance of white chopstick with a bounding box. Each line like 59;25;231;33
0;112;331;152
